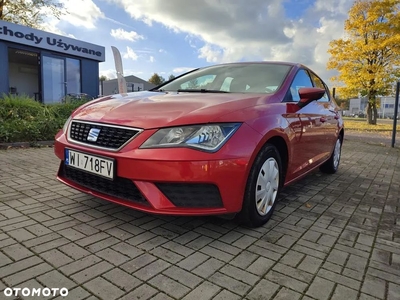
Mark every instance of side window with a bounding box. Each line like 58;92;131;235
310;73;330;102
289;69;313;102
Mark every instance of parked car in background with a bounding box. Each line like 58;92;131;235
54;62;344;227
350;112;366;118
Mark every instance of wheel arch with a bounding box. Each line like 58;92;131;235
264;136;289;184
246;133;289;186
237;134;289;227
339;128;344;143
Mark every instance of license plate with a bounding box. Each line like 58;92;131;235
65;149;115;180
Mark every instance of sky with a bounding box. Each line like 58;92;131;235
42;0;354;85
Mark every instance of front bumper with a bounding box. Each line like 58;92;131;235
54;124;260;216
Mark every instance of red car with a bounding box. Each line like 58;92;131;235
54;62;344;227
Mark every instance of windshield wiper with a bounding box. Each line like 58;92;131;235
177;89;229;93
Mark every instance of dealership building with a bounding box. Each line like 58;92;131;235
0;20;105;103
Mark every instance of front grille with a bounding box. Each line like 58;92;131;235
69;121;141;150
60;163;148;205
156;183;223;208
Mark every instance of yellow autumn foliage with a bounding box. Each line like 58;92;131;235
327;0;400;124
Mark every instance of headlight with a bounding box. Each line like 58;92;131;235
63;116;72;133
141;123;241;151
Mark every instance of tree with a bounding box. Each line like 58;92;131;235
335;96;350;110
99;75;107;96
327;0;400;124
0;0;66;29
148;73;165;86
168;74;175;81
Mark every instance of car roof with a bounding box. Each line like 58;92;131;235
196;61;308;74
208;61;303;67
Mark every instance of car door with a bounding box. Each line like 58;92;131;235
284;69;324;178
309;72;339;156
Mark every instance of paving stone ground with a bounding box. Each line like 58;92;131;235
0;135;399;300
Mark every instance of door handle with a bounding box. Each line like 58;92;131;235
320;117;327;123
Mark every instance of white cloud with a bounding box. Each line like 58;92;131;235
173;67;196;74
41;20;76;38
130;49;155;54
123;46;139;60
125;70;145;76
99;69;145;80
109;0;290;56
61;0;103;29
42;0;103;35
108;0;354;83
102;16;138;30
149;56;155;63
198;44;223;63
313;0;352;15
110;28;144;42
99;69;117;79
185;35;200;49
159;49;167;53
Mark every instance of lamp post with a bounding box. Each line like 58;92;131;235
391;82;400;147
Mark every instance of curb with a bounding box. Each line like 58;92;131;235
0;141;54;150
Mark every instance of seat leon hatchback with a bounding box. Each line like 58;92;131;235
54;62;344;227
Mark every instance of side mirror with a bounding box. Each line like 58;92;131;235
297;87;326;108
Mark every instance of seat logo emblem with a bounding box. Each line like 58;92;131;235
87;128;101;142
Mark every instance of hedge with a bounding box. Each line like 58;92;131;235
0;94;87;143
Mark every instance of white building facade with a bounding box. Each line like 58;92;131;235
348;97;399;118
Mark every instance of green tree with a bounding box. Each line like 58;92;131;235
168;74;175;81
327;0;400;124
0;0;66;29
99;75;107;82
148;73;165;86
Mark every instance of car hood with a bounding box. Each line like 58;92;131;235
72;91;268;129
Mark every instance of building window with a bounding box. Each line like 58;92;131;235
42;56;81;104
66;58;81;95
8;48;40;100
42;56;66;104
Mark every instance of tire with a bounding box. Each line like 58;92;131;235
320;136;342;174
237;144;283;227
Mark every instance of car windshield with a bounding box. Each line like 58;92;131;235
158;63;292;94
